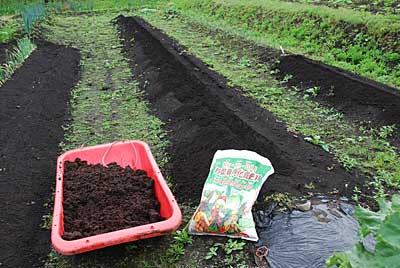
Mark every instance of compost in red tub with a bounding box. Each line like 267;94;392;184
62;158;164;240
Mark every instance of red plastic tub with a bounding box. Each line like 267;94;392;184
51;140;182;255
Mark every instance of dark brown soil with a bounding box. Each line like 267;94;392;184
62;159;163;240
276;55;400;146
116;16;367;204
0;41;80;268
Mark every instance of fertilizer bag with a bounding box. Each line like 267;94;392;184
189;150;274;241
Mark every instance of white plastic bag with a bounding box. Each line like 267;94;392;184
188;150;274;241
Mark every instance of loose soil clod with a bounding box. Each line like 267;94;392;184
62;158;163;241
116;16;366;203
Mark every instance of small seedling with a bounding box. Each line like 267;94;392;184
204;243;223;260
239;58;252;67
303;86;320;99
165;227;193;262
266;87;283;96
339;155;358;171
224;239;246;254
204;239;246;260
304;182;315;190
280;74;293;84
352;186;362;202
173;229;193;245
167;243;185;261
378;125;395;139
265;192;293;210
41;214;52;229
304;135;329;152
270;69;280;75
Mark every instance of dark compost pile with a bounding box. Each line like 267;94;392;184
62;159;163;240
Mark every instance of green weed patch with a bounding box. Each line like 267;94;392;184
0;37;36;85
173;0;400;89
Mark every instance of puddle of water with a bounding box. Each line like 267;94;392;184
254;198;358;268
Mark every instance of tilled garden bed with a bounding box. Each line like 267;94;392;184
276;55;400;146
116;16;366;204
0;41;80;268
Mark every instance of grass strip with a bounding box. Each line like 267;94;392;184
42;12;174;268
43;14;168;158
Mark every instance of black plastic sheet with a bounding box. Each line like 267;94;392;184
254;198;359;268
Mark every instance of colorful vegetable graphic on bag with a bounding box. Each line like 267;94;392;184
189;150;274;241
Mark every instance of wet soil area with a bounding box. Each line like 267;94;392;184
62;159;163;240
0;41;80;268
116;16;366;204
276;55;400;146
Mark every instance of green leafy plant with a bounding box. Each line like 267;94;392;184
165;227;193;262
304;135;329;152
47;1;63;14
264;192;294;211
41;213;52;229
0;23;17;42
352;186;362;202
378;125;396;139
280;74;293;84
304;86;320;98
326;194;400;268
0;37;36;86
204;239;246;261
224;239;246;254
21;3;46;34
204;243;223;260
0;0;26;15
339;154;358;171
166;243;185;261
173;228;193;245
69;0;82;12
